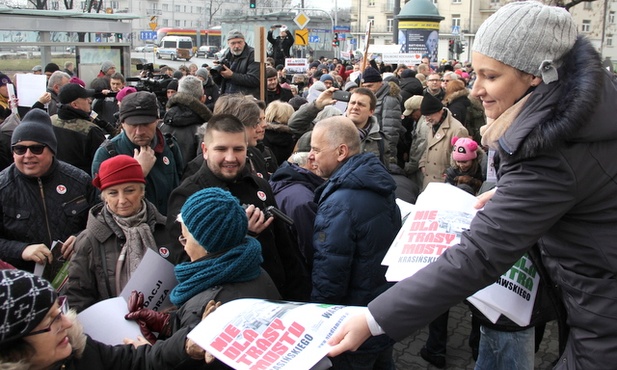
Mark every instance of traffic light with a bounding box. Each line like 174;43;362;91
249;0;255;8
448;39;454;53
116;33;123;40
332;33;339;47
459;41;465;53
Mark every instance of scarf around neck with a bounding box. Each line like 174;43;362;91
480;93;531;150
170;237;263;306
105;200;156;294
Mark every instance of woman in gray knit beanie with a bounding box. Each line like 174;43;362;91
327;2;617;370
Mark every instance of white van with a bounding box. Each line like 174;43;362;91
156;36;194;61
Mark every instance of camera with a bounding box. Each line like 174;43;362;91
242;204;294;226
209;58;231;85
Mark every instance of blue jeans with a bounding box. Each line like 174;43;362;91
475;325;535;370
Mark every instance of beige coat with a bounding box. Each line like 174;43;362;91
419;108;469;191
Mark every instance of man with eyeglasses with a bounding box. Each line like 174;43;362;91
92;91;183;216
424;73;445;101
218;30;260;98
0;108;97;272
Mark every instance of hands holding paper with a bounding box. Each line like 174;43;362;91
124;291;171;344
327;313;372;357
185;300;222;363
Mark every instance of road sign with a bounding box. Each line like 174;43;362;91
295;29;309;45
293;12;310;29
309;35;320;43
333;25;350;32
149;16;158;31
310;28;330;33
140;31;157;40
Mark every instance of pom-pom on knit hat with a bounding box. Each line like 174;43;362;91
473;1;577;84
451;136;478;161
180;188;248;253
0;270;56;344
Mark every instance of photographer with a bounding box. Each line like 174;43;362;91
216;30;260;98
268;25;294;68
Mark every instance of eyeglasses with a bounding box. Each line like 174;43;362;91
442;79;451;83
24;296;68;337
428;79;440;82
178;234;187;246
12;144;47;155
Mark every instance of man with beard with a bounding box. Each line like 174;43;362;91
219;30;260;98
166;114;310;301
50;83;106;174
92;91;183;216
265;67;293;105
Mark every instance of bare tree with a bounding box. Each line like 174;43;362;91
544;0;598;11
206;0;225;27
28;0;47;9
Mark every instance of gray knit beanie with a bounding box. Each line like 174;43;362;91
12;108;58;154
473;1;577;84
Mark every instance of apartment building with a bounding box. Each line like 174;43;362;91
350;0;616;64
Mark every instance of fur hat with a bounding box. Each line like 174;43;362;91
227;29;245;41
403;95;423;116
11;108;58;154
119;91;159;125
420;93;443;116
93;155;145;190
0;270;56;344
473;1;577;84
180;188;247;253
361;67;382;83
451;137;478;161
100;60;115;73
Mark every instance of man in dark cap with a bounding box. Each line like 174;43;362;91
92;91;183;216
218;30;260;98
418;93;468;191
50;83;107;174
361;66;403;165
43;63;60;79
0;108;97;272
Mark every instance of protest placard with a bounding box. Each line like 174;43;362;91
188;299;366;370
77;248;178;344
383;182;539;326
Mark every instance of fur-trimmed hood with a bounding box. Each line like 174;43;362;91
500;36;617;159
265;121;292;134
164;92;212;127
443;88;469;105
0;311;86;370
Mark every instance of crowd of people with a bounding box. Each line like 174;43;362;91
1;2;617;369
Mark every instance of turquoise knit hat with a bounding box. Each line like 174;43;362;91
180;188;248;253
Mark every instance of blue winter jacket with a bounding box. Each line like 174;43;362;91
311;152;401;305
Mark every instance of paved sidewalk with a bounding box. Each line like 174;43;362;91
392;302;560;369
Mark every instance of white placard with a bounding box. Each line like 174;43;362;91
15;74;47;107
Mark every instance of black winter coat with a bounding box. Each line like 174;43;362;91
162;92;213;168
0;159;98;271
166;163;311;301
220;46;260;98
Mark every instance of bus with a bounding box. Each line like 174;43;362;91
156;27;221;49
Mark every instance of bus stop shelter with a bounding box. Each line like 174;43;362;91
0;8;141;84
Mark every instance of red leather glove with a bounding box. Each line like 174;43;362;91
125;290;171;344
